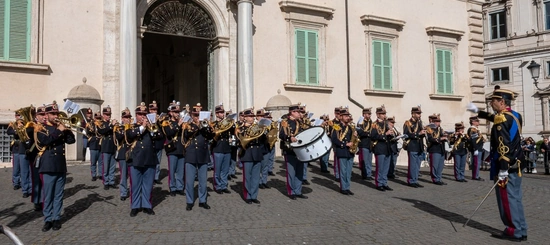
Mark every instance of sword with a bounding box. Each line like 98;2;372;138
463;180;499;227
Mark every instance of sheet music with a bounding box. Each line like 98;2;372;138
357;116;364;125
146;113;157;123
199;111;211;121
314;119;324;126
63;99;80;114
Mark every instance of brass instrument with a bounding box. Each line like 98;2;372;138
267;121;279;149
13;106;35;142
349;122;360;154
239;122;268;149
56;112;85;134
213;117;235;141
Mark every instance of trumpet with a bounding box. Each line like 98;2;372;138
56;112;86;135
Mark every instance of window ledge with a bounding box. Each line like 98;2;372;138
429;94;463;101
491;80;510;84
279;1;335;19
364;89;405;98
0;61;50;73
283;83;333;93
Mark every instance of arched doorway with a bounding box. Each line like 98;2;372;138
141;0;217;111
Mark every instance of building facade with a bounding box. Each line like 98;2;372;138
483;0;550;138
0;0;485;164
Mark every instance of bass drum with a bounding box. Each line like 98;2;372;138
290;127;332;162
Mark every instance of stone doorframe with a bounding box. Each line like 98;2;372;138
136;0;233;111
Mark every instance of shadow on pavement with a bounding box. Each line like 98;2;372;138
0;203;24;219
6;208;42;229
310;176;340;193
396;197;501;235
152;186;169;208
62;193;114;224
64;184;98;200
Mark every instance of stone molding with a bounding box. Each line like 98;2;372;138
283;83;333;94
279;1;334;25
0;61;50;73
426;27;465;42
363;89;405;98
360;15;406;34
429;94;464;101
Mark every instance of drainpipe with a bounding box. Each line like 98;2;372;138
345;0;363;110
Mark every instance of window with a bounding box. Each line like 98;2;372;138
436;49;453;94
295;29;318;85
547;61;550;77
545;1;550;30
489;11;506;40
372;40;392;90
491;67;509;82
0;124;12;163
0;0;31;62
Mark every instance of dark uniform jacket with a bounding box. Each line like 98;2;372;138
162;119;185;156
279;118;302;156
211;119;235;154
87;130;100;151
239;123;267;162
478;109;523;174
114;124;129;161
36;123;76;173
370;120;393;156
7;124;25;154
357;118;372;149
427;127;446;154
449;133;468;156
403;118;425;152
467;126;484;153
97;120;116;154
125;124;160;167
331;123;355;159
184;122;214;164
389;127;400;154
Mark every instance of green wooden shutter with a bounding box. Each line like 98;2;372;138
8;0;30;62
0;0;5;60
436;49;453;94
295;29;307;84
307;31;318;84
372;40;392;90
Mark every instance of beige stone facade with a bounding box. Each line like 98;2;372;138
0;0;485;163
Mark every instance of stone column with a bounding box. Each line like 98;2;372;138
212;37;230;108
236;0;254;112
120;0;138;111
543;96;550;132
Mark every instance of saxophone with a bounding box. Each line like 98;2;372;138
349;122;360;154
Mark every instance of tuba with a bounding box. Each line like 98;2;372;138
267;121;279;149
13;106;35;142
213;117;235;141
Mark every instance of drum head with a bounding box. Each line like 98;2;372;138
290;127;324;148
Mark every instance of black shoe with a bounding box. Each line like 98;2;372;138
268;172;276;176
143;208;155;215
103;185;109;190
415;183;424;188
246;199;253;204
335;178;340;182
408;183;418;188
328;163;333;167
222;189;231;194
346;190;354;195
231;174;237;179
23;193;30;198
376;187;386;192
199;203;211;209
262;183;271;189
522;235;527;241
13;185;21;190
434;181;446;186
92;176;97;181
227;175;232;180
251;199;260;204
154;180;162;185
52;220;61;231
473;177;485;181
340;190;350;195
177;190;185;196
170;191;176;197
259;184;265;189
491;233;522;242
186;204;193;211
462;179;468;182
289;195;297;200
216;190;224;194
388;175;396;179
383;186;393;191
365;176;374;181
42;221;53;232
98;176;103;180
295;194;309;199
109;184;118;189
120;196;127;201
130;209;139;217
302;180;310;185
34;203;42;212
320;170;330;173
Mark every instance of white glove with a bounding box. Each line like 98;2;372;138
466;103;479;113
498;170;509;181
474;150;479;156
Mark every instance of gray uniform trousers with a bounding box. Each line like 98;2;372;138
242;161;261;200
185;163;208;204
130;165;155;209
375;154;391;187
18;154;31;195
338;157;354;191
471;154;482;179
429;153;445;183
102;153;116;185
407;151;423;184
213;153;230;190
89;149;101;178
118;160;129;197
41;173;66;222
168;155;185;192
284;155;303;196
453;154;467;181
495;173;528;238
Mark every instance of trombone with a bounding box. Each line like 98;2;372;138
56;111;86;135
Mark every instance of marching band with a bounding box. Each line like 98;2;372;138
8;99;503;231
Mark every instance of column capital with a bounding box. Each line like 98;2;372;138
229;0;254;4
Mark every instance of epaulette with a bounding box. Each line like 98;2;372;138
494;113;507;125
124;124;133;130
404;120;412;127
332;124;341;131
280;119;288;128
372;123;379;129
34;123;44;133
161;121;170;127
25;122;35;128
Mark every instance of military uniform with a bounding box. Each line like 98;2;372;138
184;104;214;210
87;112;103;181
7;111;31;196
450;122;468;182
97;106;117;188
330;107;342;180
402;106;426;188
318;115;331;173
29;106;46;211
261;111;277;184
256;109;273;189
126;103;160;217
81;108;93;161
357;108;373;180
330;107;356;195
279;105;308;199
467;116;485;180
211;104;234;193
370;106;393;191
148;101;165;185
239;108;266;203
162;101;186;196
427;114;447;185
115;108;132;200
36;102;76;231
387;117;400;179
477;89;527;241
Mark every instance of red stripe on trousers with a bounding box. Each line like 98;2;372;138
498;185;516;236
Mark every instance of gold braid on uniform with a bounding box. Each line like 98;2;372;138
338;124;350;141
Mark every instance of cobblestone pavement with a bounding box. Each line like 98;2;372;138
1;158;549;244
